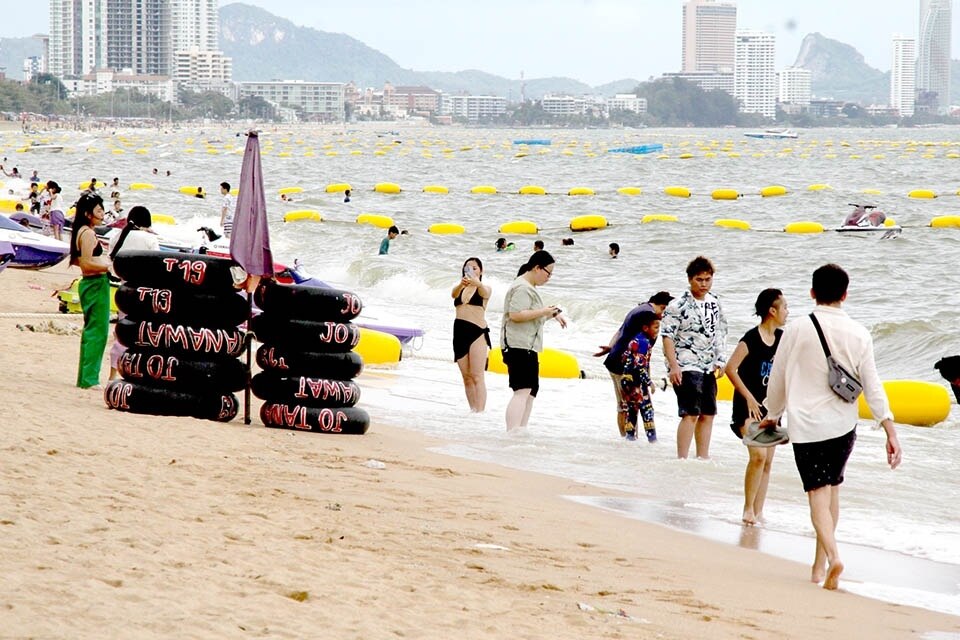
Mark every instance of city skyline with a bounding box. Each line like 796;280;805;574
1;1;956;86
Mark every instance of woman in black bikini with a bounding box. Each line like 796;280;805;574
452;257;491;412
69;193;111;389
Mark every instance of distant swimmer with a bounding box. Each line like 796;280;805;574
609;242;620;258
495;237;516;252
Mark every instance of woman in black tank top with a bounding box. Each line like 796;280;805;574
451;257;491;412
723;288;789;525
69;193;112;389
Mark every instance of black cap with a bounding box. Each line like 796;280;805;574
648;291;674;306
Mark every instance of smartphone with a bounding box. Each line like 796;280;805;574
463;265;475;277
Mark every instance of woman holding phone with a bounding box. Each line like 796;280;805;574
452;257;491;412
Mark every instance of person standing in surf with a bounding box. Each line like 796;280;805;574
69;193;111;389
452;257;491;412
724;288;789;525
760;264;901;590
501;251;566;431
661;256;727;459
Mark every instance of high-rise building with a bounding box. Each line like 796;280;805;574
734;30;776;119
891;35;916;117
777;67;811;106
682;0;737;73
917;0;951;112
48;0;229;96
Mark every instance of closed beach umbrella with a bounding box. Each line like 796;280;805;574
230;130;274;290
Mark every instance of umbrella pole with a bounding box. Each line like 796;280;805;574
244;291;252;425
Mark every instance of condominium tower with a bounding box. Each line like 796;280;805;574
917;0;952;112
734;30;776;119
891;35;916;117
682;0;738;73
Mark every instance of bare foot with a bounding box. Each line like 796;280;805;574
823;560;844;590
742;509;757;525
810;565;826;584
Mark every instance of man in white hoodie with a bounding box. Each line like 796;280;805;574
761;263;901;591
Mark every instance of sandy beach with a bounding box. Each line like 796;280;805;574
1;262;958;639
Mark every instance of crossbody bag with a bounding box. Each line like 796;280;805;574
809;313;863;403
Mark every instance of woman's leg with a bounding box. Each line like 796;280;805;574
456;354;477;410
467;336;488;412
753;447;776;521
742;441;766;524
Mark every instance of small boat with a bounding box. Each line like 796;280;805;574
744;128;799;139
835;225;902;239
836;204;901;238
512;139;552;145
0;214;70;269
21;143;64;153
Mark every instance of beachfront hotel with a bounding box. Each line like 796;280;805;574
682;0;738;74
891;34;917;118
777;67;811;107
917;0;952;113
734;30;776;119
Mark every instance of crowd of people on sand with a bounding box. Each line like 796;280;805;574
445;246;902;591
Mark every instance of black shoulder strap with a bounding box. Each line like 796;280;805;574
809;313;832;358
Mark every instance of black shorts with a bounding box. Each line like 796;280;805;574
673;370;717;417
503;348;539;397
792;428;857;493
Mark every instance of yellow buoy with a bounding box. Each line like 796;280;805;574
428;222;465;235
278;186;304;196
883;217;897;227
128;183;156;191
356;213;395;228
471;185;497;195
807;183;832;191
617;186;642;196
711;188;740;200
567;187;595;196
678;153;694;159
284;210;323;223
0;198;20;212
178;186;204;197
930;215;960;228
518;185;546;195
422;185;449;194
569;215;608;232
373;182;401;194
325;183;351;193
861;188;883;195
642;214;679;223
908;189;937;199
498;220;538;234
664;186;691;198
487;347;582;379
80;180;107;191
784;221;824;234
151;214;176;225
354;328;401;365
760;185;787;197
714;219;751;230
857;380;950;427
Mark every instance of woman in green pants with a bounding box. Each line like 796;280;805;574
69;193;111;388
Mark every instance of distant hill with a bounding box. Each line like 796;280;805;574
794;32;889;104
0;37;43;80
219;3;634;99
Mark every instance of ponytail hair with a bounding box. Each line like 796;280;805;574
754;287;783;318
110;205;152;260
518;250;555;277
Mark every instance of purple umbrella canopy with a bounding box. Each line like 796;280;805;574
229;131;274;290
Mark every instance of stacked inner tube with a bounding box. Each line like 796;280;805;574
251;281;370;435
106;250;246;422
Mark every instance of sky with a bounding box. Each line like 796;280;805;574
2;1;953;85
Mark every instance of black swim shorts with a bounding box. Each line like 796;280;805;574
792;428;857;493
503;348;539;397
673;370;717;417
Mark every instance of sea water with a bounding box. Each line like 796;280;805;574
10;124;960;616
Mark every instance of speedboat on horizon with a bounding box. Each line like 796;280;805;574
744;128;799;139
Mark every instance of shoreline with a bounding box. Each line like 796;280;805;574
1;264;959;637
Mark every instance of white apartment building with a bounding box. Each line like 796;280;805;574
682;0;737;73
607;94;648;114
891;35;916;117
171;0;218;52
734;30;776;119
541;94;606;117
23;56;44;82
777;67;811;105
440;94;507;121
174;48;233;94
62;70;176;102
918;0;951;112
236;81;345;120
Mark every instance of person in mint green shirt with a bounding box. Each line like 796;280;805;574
500;250;567;431
379;225;399;255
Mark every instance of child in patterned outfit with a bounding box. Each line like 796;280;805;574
620;310;660;442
